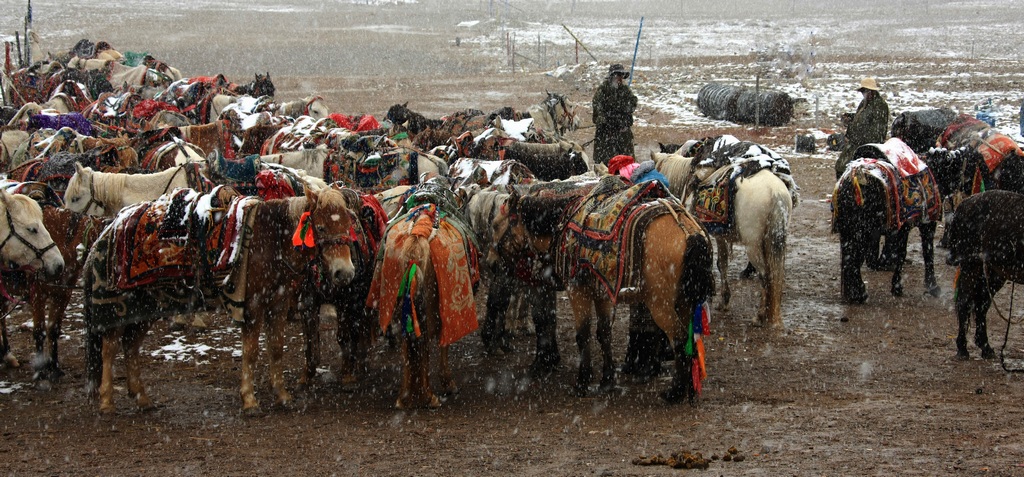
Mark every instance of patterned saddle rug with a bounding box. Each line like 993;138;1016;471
106;187;259;290
557;176;681;302
833;158;942;233
330;143;421;192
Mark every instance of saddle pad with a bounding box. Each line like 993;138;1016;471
558;176;676;302
369;203;480;346
109;188;259;290
693;165;734;234
834;159;941;232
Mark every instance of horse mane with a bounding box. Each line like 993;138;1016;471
517;185;586;237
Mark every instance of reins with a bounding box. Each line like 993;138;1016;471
0;205;58;266
981;260;1024;372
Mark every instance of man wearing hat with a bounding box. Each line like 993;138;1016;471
835;77;890;178
592;64;638;165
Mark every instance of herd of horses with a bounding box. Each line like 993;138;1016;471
1;41;1023;413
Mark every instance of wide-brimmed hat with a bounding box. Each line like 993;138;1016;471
858;77;880;91
608;64;630;78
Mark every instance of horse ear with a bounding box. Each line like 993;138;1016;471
506;187;520;213
304;187;318;209
75;162;87;175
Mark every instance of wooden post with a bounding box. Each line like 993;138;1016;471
562;24;597;62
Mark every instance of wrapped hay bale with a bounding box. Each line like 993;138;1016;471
697;83;794;126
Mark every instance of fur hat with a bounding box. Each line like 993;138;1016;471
608;64;630;79
858;77;880;91
607;154;635;175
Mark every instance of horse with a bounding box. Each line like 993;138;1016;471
233;72;275;98
501;140;591;181
524;92;581;142
652;141;798;327
367;185;480;408
132;130;207;171
945;190;1024;360
64;163;203;216
387;104;489;151
0;190;67;368
0;187;104;384
300;188;387;387
275;96;330;120
491;177;715;401
7;148;137;198
890;108;957;154
833;139;943;303
83;187;356;412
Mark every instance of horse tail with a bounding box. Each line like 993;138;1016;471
677;231;714;318
761;189;791;323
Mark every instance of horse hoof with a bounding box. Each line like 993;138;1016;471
428;395;442;408
891;285;904;297
955;351;970;361
926;285;941;297
3;353;20;368
241;406;263;417
981;348;996;360
34;379;53;392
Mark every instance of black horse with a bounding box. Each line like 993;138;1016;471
890;108;957;154
833;157;941;303
945;190;1024;359
234;72;275;98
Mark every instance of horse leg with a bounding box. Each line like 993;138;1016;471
434;299;457;397
31;292;47;373
98;328;124;413
974;270;1002;360
839;231;868;304
481;270;513;354
0;315;16;368
920;222;940;297
714;237;731;311
267;305;293;408
955;263;980;359
889;227;911;297
239;312;263;411
569;289;594;396
123;322;154;410
529;286;560;378
595;299;616;393
300;294;321;387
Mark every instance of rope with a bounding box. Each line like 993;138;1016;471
981;261;1024;372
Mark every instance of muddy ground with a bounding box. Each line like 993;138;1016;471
4;1;1024;476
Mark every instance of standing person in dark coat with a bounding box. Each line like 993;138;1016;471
592;64;638;165
835;77;890;179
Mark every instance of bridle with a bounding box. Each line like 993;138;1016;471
76;174;109;217
0;204;57;267
303;96;324;117
544;94;577;136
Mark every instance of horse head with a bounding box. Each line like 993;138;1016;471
304;187;356;287
304;96;330;120
0;189;64;278
65;163;107;216
252;72;275;98
922;146;983;199
544;92;580;134
386;102;411;127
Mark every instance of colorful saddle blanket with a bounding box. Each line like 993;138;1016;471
107;187;259;290
330;144;422;193
833;158;942;233
557;176;682;302
368;203;480;346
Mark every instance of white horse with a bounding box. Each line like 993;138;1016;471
0;190;65;277
258;145;330;179
276;96;330;120
652;147;797;327
64;164;196;217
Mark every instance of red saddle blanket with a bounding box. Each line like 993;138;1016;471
109;187;260;290
557;177;680;302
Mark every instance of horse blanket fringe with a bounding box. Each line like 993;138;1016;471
105;187;259;290
368;203;480;346
556;176;680;303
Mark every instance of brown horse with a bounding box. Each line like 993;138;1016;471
84;187;356;413
490;177;715;402
368;196;480;409
946;190;1024;360
0;198;104;385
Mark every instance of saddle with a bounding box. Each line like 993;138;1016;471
557;176;680;302
109;187;257;290
834;158;942;233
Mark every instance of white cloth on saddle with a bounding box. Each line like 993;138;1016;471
500;118;533;141
874;137;928;177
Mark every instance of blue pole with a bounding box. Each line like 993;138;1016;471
629;16;643;86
